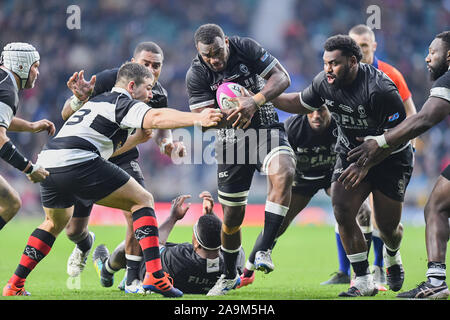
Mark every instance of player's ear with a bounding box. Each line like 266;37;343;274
127;81;135;93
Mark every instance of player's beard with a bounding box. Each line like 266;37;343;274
429;58;448;81
333;64;351;88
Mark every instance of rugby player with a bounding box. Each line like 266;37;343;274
60;42;185;294
185;23;296;295
343;31;450;299
270;35;414;297
238;105;372;288
0;42;55;231
2;62;222;297
323;25;418;287
93;191;245;295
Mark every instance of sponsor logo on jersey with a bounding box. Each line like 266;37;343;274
260;52;269;62
388;112;399;122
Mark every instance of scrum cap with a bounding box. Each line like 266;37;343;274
1;42;40;89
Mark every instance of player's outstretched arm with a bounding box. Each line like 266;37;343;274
347;96;450;168
272;92;313;115
8;117;55;135
143;107;223;129
158;195;191;246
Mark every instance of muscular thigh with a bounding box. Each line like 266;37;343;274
0;175;19;207
95;177;152;212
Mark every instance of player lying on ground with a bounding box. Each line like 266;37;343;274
0;42;55;231
2;62;222;297
60;42;186;295
93;191;245;294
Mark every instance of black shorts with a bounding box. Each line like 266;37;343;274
331;144;414;202
40;157;130;209
292;172;332;197
441;165;450;181
71;156;146;218
216;126;295;206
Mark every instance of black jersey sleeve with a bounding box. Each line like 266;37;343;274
430;70;450;103
300;73;326;111
0;90;16;128
370;86;406;130
186;65;216;111
283;114;301;150
234;37;277;78
91;68;118;98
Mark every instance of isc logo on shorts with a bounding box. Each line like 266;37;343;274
218;171;229;178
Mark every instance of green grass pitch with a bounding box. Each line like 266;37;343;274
0;218;445;300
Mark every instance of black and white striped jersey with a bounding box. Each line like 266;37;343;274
0;68;19;129
37;87;151;169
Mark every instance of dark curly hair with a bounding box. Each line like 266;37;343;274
436;31;450;52
324;34;363;62
194;23;225;46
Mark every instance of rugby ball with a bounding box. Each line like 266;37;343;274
216;82;248;110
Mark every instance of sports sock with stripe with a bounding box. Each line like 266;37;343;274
259;201;288;252
9;228;56;287
132;207;164;279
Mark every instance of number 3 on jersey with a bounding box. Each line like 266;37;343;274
66;109;91;125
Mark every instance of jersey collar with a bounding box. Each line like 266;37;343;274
111;86;132;99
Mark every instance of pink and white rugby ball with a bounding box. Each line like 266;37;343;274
216;82;248;110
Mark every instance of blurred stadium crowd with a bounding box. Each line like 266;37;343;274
0;0;448;216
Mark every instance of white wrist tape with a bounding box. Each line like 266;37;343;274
27;163;41;175
160;138;173;154
70;95;85;112
364;134;389;148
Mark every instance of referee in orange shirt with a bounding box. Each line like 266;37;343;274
322;24;417;288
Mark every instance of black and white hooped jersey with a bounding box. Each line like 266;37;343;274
37;87;151;169
429;68;450;103
284;114;338;179
0;68;19;129
300;63;407;155
186;36;284;145
90;67;169;162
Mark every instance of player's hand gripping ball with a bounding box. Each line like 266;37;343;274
216;82;249;110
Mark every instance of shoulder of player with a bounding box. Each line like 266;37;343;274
432;69;450;89
0;73;17;113
228;35;258;48
310;71;329;91
186;58;209;81
363;64;398;96
152;80;168;97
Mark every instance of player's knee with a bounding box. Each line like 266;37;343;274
9;191;21;215
134;190;154;209
332;201;354;225
222;223;241;235
65;220;87;240
356;204;371;227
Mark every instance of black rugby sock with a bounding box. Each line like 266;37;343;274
0;216;6;230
